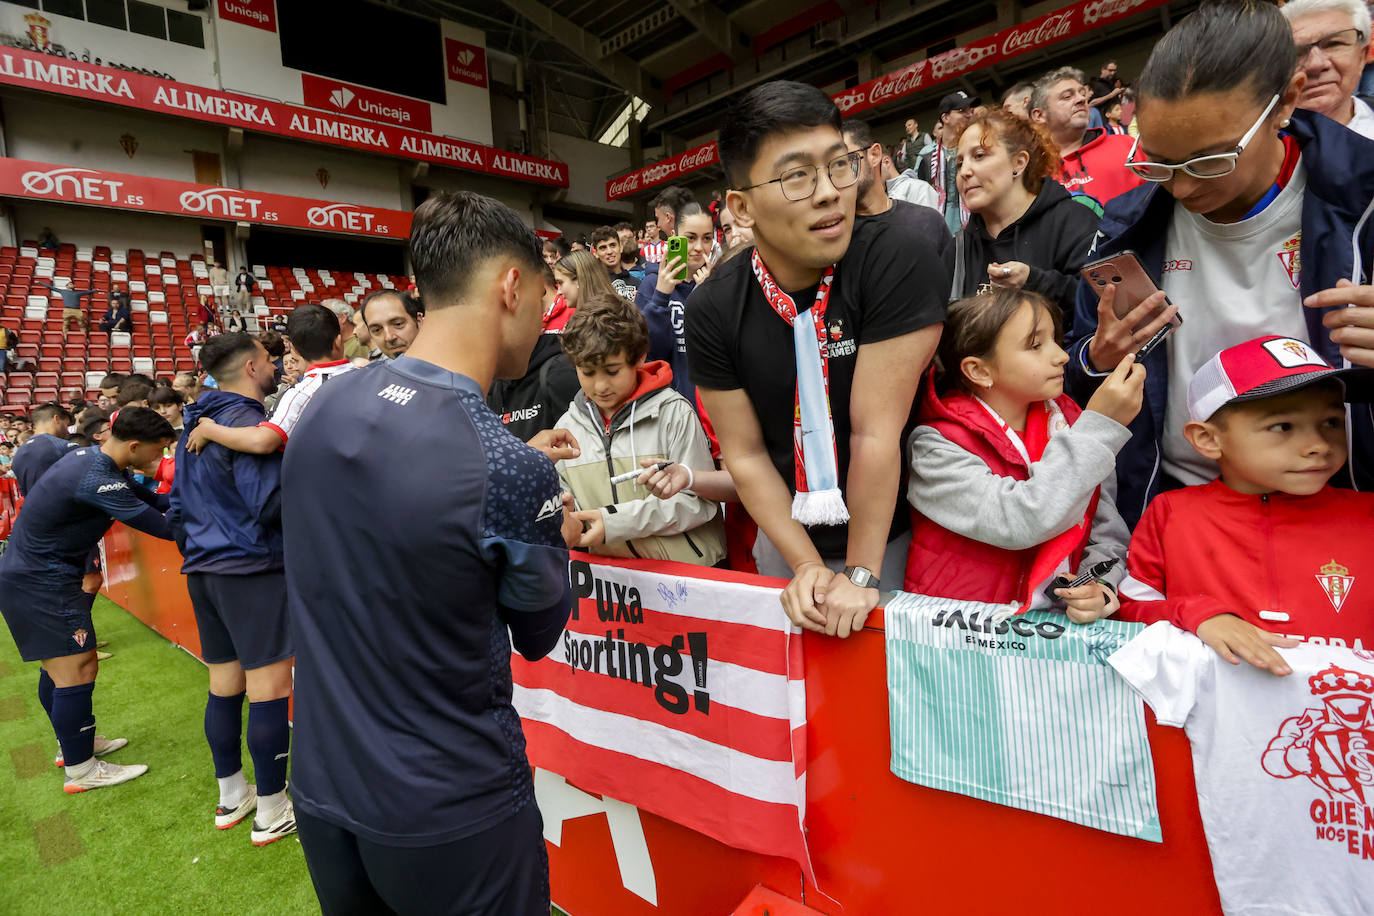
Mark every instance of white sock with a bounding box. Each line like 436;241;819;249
217;769;249;808
65;758;95;780
256;789;287;824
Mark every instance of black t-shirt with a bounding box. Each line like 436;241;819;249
686;217;946;557
610;270;641;302
861;199;952;263
1089;77;1116;105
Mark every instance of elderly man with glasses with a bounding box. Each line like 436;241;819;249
1283;0;1374;139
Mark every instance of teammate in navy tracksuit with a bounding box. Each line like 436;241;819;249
0;408;175;794
11;403;76;497
284;192;577;915
168;331;296;845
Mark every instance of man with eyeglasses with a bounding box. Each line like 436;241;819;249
685;81;945;640
1283;0;1374;140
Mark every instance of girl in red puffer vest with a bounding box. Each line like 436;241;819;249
904;288;1143;622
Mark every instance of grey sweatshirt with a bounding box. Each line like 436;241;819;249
906;408;1132;609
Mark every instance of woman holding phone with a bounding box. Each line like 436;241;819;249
634;201;715;403
1065;0;1374;528
947;107;1102;324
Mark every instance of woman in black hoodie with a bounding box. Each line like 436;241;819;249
946;107;1101;336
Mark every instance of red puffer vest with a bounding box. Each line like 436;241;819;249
903;378;1096;607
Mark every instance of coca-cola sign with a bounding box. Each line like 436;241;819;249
609;0;1169;201
0;157;412;239
605;142;719;201
830;0;1169;118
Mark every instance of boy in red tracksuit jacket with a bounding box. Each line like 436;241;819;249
1119;336;1374;671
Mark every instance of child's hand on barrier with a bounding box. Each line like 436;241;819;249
1056;581;1119;624
1196;613;1299;676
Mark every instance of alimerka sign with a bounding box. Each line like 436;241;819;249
0;158;415;239
0;46;567;187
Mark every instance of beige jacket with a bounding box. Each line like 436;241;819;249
556;363;725;566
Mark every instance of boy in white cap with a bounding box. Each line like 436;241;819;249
1118;335;1374;671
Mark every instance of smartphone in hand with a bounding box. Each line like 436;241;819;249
1080;250;1182;333
665;235;690;281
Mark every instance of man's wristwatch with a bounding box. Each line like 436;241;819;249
843;566;880;590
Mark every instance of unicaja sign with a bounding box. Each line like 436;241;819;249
300;75;431;131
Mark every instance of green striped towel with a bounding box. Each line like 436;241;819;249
885;591;1162;842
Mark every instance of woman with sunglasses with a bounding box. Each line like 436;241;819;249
1065;0;1374;529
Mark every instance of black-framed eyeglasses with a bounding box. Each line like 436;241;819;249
736;150;863;201
1295;27;1368;63
1126;93;1279;182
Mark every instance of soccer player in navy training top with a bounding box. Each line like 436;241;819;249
283;191;580;915
169;331;296;846
0;407;176;793
10;402;76;497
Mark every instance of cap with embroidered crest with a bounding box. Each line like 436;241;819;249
1187;335;1374;422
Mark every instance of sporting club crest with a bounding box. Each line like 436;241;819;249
1277;233;1302;290
1317;558;1354;613
72;628;88;648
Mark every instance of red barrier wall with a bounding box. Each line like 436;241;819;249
101;525;1223;914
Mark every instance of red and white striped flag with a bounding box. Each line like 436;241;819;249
640;240;665;263
511;554;813;878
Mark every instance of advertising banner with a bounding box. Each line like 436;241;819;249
444;38;488;89
0;157;414;238
217;0;277;33
511;554;814;880
301;74;433;132
0;46;566;187
606;142;718;201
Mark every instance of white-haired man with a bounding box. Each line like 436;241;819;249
1283;0;1374;140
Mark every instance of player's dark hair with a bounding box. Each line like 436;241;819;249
1137;0;1295;106
148;386;184;408
360;289;423;324
99;372;127;391
590;225;618;247
31;402;72;428
115;377;153;407
613;221;634;234
286;303;339;362
409;191;543;310
110;406;174;443
719;81;842;188
198;332;261;380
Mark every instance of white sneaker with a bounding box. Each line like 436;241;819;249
96;651;112;661
250;796;297;847
216;785;258;830
54;735;128;768
63;759;148;794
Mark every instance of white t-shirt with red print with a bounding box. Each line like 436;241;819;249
1111;623;1374;916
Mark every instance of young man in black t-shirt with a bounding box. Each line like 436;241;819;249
592;225;640;302
686;80;945;640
